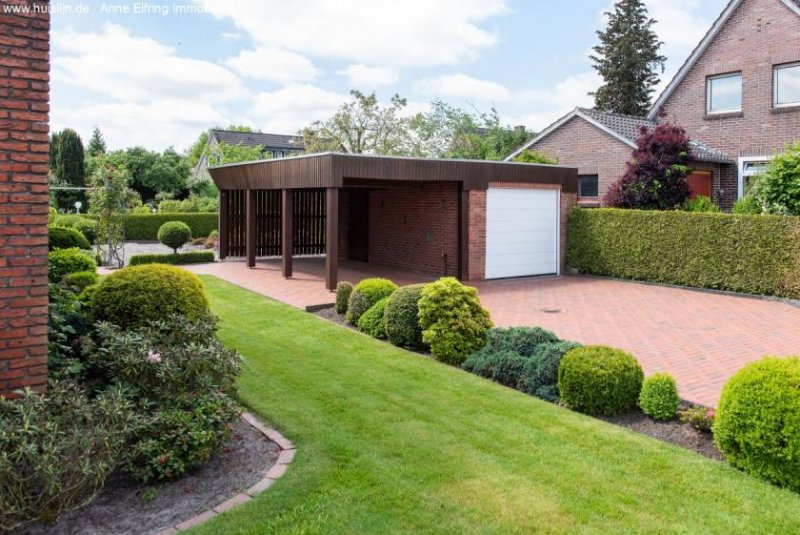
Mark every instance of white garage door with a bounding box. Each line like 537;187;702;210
485;188;559;279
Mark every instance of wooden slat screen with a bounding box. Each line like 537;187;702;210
225;189;247;258
293;189;326;256
255;190;281;256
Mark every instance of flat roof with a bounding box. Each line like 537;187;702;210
208;152;578;193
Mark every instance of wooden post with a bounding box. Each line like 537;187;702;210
246;189;256;268
219;190;228;260
281;189;293;278
325;187;339;291
459;188;469;281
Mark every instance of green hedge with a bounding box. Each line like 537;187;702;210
129;251;215;266
567;208;800;299
123;213;218;240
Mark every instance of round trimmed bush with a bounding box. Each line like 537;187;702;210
418;277;493;365
48;247;96;283
48;226;90;251
61;270;98;292
518;340;583;402
346;278;397;324
71;218;98;245
357;297;390;339
384;283;426;349
92;264;209;328
557;346;644;416
714;356;800;491
639;373;681;421
157;221;192;253
335;281;354;314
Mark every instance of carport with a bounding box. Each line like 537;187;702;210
208;153;577;290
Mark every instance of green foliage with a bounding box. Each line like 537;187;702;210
683;195;721;213
590;0;666;116
48;206;57;224
481;327;560;358
714;356;800;492
357;297;390;339
157;221;192;253
49;128;86;211
518;340;583;402
462;350;528;389
752;142;800;215
71;217;98;244
0;381;133;531
732;195;763;215
207;141;265;166
679;405;715;432
61;270;99;292
105;146;190;203
567;208;800;299
418;277;493;365
48;283;92;377
86;127;106;157
513;150;559;164
53;213;92;229
557;345;644;416
123;213;218;240
48;225;90;251
346;278;398;324
88;162;134;269
130;251;215;266
384;283;426;349
157;196;219;213
48;248;96;284
335;281;354;314
92;264;209;328
639;373;681;421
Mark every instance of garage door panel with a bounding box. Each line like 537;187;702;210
488;219;557;233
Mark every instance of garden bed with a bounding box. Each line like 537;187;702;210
19;418;279;535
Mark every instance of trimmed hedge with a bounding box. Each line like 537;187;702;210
567;208;800;299
49;226;90;251
383;284;426;349
335;281;354;314
129;251;215;266
48;248;96;284
123;213;217;240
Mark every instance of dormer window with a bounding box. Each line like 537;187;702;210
774;63;800;108
706;72;742;114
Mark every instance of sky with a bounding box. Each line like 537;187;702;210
46;0;730;152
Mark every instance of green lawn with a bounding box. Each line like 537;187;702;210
193;276;800;534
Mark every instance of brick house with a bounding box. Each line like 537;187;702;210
0;1;50;396
507;0;800;210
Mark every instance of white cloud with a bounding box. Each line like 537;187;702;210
414;73;511;101
227;48;322;84
506;71;601;131
247;84;348;133
199;0;507;67
339;64;398;88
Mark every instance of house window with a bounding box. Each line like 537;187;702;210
578;175;599;198
707;72;742;114
774;63;800;107
738;158;770;198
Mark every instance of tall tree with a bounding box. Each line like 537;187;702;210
590;0;666;116
87;127;107;157
105;146;189;203
49;128;86;211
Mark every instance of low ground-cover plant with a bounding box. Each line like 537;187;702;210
418;277;492;365
679;405;714;432
91;264;209;328
558;346;644;416
158;221;192;253
346;278;397;324
639;373;681;421
0;381;133;532
48;247;96;284
714;356;800;492
335;281;354;314
48;225;90;251
357;297;390;339
129;251;215;266
383;283;426;349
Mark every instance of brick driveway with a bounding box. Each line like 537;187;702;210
189;259;800;407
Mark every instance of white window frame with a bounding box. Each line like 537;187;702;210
774;62;800;108
706;72;742;115
737;156;772;199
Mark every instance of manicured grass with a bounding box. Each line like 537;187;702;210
194;276;800;534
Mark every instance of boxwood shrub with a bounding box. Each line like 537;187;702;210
639;373;681;421
48;248;96;283
129;251;215;266
123;213;217;240
557;345;644;416
714;356;800;492
157;221;192;253
346;278;397;324
357;297;389;339
383;283;426;349
49;226;90;251
335;281;354;314
567;208;800;299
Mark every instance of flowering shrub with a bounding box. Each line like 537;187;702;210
679;405;714;432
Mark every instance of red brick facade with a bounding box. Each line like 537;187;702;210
0;1;50;396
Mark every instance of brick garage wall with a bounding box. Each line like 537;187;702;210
659;0;800;159
0;1;50;396
527;116;633;204
368;182;460;277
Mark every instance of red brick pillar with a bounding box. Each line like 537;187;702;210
0;1;51;396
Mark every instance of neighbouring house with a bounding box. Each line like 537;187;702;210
0;2;50;396
192;129;305;181
507;0;800;210
208;154;577;289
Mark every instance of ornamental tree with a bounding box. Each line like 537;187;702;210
604;121;691;210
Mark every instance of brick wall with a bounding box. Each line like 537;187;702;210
659;0;800;158
0;1;50;396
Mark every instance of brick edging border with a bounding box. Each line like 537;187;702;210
154;412;295;534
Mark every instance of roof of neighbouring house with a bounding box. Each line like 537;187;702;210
504;107;734;164
210;129;305;151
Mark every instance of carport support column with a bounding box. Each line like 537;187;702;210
246;189;256;268
325;187;339;291
219;190;228;260
281;189;293;278
459;189;469;281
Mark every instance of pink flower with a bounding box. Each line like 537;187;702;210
706;410;715;419
147;350;162;364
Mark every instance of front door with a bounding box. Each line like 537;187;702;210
347;190;369;262
687;171;712;199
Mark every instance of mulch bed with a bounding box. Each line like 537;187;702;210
20;418;279;535
313;305;722;461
